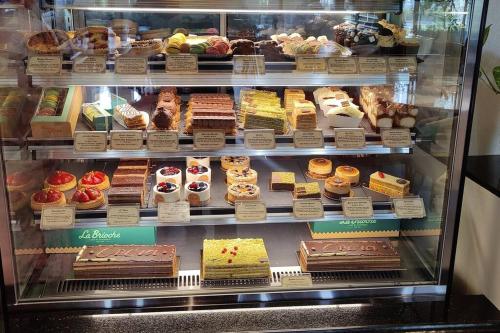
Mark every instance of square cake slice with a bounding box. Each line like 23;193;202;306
293;182;321;199
270;172;295;191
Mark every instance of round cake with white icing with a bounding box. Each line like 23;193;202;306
156;166;182;185
184;181;210;206
186;156;210;168
186;165;211;183
153;182;181;205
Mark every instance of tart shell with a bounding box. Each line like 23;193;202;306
44;176;77;192
30;193;66;211
78;175;110;191
71;192;105;210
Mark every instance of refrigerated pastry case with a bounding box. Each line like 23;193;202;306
0;0;488;313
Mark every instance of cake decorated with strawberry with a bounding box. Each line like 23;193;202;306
7;171;36;192
156;166;182;185
30;188;66;210
44;170;77;192
78;171;110;190
153;182;181;205
184;181;210;206
186;165;211;183
70;188;105;210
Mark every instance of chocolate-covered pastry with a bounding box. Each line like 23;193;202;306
333;22;356;46
152;106;175;130
230;39;255;55
257;40;286;61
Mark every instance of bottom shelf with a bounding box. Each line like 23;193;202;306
19;223;438;301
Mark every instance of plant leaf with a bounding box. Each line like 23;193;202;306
493;66;500;90
483;24;492;46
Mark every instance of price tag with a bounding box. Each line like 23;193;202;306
293;129;324;148
115;56;148;74
341;197;374;218
233;55;266;75
235;201;267;222
381;128;412;148
110;130;143;150
388;57;417;73
193;129;226;150
334;128;366;149
293;199;324;219
27;56;62;75
158;201;190;223
393;197;426;219
244;129;276;149
328;57;358;74
358;57;388;74
40;206;75;230
296;56;327;72
73;55;106;73
74;131;107;153
281;274;313;288
107;205;140;226
166;54;198;73
147;130;179;152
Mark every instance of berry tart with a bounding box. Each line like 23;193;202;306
44;170;77;192
156;166;182;185
153;182;181;205
184;181;210;207
220;156;250;172
186;156;210;168
7;171;36;192
186;165;211;183
226;167;257;185
30;188;66;211
70;188;105;210
78;171;110;190
227;183;260;205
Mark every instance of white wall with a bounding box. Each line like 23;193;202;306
468;1;500;155
454;179;500;309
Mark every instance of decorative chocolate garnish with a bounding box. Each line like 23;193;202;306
396;179;408;185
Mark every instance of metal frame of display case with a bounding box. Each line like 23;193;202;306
0;0;489;312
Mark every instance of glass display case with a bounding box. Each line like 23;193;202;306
0;0;486;311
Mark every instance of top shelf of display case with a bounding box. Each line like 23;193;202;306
48;0;402;13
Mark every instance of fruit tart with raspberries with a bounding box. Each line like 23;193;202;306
44;170;77;192
78;171;110;190
70;187;105;210
30;188;66;211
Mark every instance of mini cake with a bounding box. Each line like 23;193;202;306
270;172;295;191
78;171;110;190
369;171;410;198
324;176;351;200
226;168;258;185
308;158;333;179
153;182;181;205
186;156;210;168
44;170;77;192
186;166;211;183
227;183;260;204
30;188;66;211
7;171;35;192
335;166;360;185
70;188;105;210
294;182;321;199
221;156;250;171
185;181;210;206
156;166;182;185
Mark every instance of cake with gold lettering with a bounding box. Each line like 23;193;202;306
202;238;271;280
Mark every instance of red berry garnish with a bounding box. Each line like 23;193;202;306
378;171;385;178
234;246;238;251
46;189;62;202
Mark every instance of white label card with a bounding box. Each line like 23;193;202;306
110;130;143;150
381;128;412;148
193;130;226;150
73;55;106;73
296;56;327;72
293;199;324;219
107;205;140;226
281;274;313;287
388;57;417;73
27;56;62;75
158;201;190;223
328;57;358;74
74;131;107;153
358;57;388;74
115;57;148;74
341;197;374;218
166;54;198;73
233;55;266;75
393;197;426;219
244;129;276;149
293;129;324;148
334;128;366;149
41;206;75;230
147;130;179;152
235;201;267;222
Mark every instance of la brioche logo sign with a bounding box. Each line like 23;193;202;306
78;229;121;240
